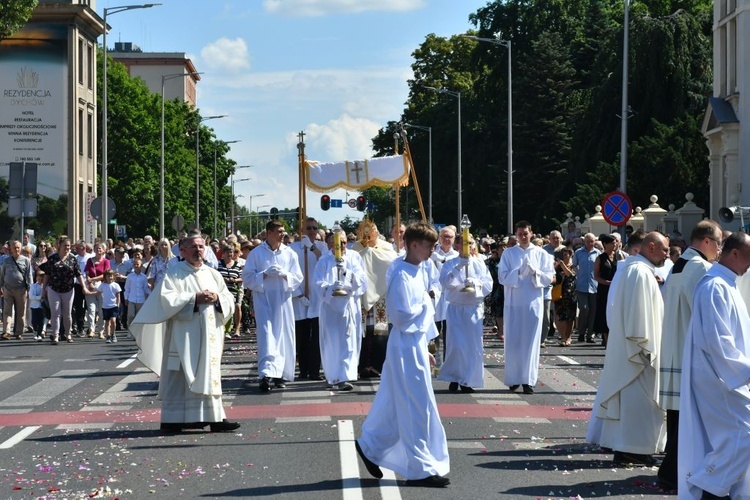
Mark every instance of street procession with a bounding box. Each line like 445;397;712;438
0;0;749;499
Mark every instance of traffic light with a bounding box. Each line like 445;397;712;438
321;194;331;211
356;195;366;211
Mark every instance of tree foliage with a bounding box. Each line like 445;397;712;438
370;0;713;234
99;50;237;239
0;0;37;40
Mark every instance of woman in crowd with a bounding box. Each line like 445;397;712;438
31;241;50;275
553;246;577;346
217;242;244;338
147;238;174;289
40;236;88;344
84;242;111;338
593;234;618;347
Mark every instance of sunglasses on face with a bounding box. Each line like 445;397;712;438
307;226;318;230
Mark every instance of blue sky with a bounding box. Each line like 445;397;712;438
97;0;489;228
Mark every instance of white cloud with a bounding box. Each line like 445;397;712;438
303;114;381;161
199;37;251;73
263;0;425;17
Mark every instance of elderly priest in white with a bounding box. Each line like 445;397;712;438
588;231;668;466
314;229;367;391
678;231;750;500
131;233;240;434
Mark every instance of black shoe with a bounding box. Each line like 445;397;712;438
522;384;534;394
459;385;475;393
210;419;241;432
274;379;287;389
586;337;597;344
299;372;309;380
405;475;450;488
577;336;585;342
337;382;354;391
355;440;383;479
508;385;519;392
701;491;731;500
613;451;659;467
259;377;272;393
308;374;325;381
448;382;459;392
160;423;183;434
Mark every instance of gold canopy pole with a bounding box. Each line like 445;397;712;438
400;130;426;222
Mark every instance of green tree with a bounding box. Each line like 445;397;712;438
0;0;37;40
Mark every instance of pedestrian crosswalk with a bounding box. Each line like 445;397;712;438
0;345;601;452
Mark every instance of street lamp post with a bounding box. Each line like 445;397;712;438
230;165;254;234
405;124;433;223
247;194;266;224
464;34;513;233
620;0;630;196
102;3;160;242
424;86;461;224
160;71;201;240
214;140;240;238
255;204;270;236
195;114;226;230
231;177;251;235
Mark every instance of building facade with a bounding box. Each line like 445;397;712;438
0;0;104;242
110;43;200;107
703;0;749;220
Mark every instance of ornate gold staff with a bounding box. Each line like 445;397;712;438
460;214;475;293
332;221;349;297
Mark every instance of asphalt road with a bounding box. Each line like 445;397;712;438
0;329;675;499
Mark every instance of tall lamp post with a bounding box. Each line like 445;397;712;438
255;204;270;236
620;0;631;196
102;3;160;242
230;165;254;234
424;86;462;224
214;140;240;238
195;114;226;230
405;124;433;223
464;34;513;233
160;70;201;240
231;176;252;235
247;194;267;222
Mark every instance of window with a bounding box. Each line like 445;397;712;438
87;44;94;89
78;38;84;85
87;112;93;158
78;109;84;156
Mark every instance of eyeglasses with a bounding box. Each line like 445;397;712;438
307;226;318;230
707;236;723;248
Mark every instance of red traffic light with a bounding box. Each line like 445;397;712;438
321;195;331;211
356;195;366;211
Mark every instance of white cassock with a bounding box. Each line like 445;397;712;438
290;240;327;320
589;254;666;454
678;263;750;499
243;242;303;382
658;247;712;411
314;250;367;385
358;257;449;480
130;260;235;423
498;244;555;386
437;256;492;388
430;247;459;322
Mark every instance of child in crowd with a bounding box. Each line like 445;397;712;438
124;258;150;329
94;270;121;343
355;221;450;488
28;271;46;342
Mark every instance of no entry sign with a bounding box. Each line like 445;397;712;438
601;191;633;227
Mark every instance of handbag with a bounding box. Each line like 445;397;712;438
551;282;563;302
